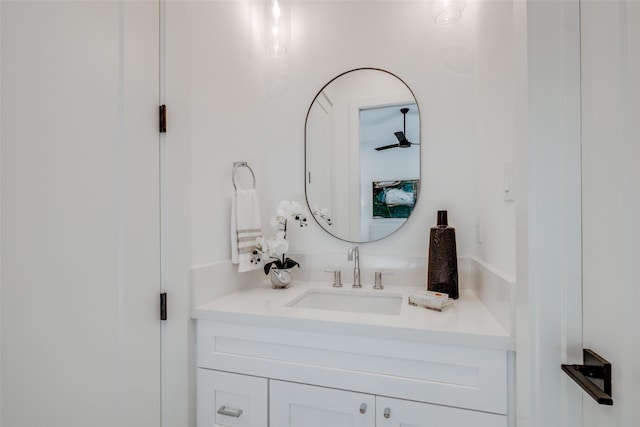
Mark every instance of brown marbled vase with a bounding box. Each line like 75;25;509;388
427;210;459;299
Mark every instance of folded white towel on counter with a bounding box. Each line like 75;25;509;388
231;188;262;272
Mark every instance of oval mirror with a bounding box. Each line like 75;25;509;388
305;68;421;243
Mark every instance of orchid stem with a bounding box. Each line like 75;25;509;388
282;219;287;266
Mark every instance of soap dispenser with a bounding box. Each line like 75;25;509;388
427;210;459;299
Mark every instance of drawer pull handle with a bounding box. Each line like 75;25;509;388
384;407;391;419
359;403;367;414
217;405;243;418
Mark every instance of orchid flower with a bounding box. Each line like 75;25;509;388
311;205;332;226
254;201;332;275
255;200;310;275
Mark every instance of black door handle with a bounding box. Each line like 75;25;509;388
562;348;613;405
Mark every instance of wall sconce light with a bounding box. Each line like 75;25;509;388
431;0;467;26
264;0;290;56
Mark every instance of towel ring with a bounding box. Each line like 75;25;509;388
232;161;256;191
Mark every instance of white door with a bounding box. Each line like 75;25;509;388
376;396;507;427
270;380;375;427
1;1;161;426
579;0;640;424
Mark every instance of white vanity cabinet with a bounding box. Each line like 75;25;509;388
195;318;511;427
197;371;507;427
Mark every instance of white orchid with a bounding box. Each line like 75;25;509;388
254;200;310;275
311;205;332;226
255;232;289;259
271;200;308;228
253;200;332;274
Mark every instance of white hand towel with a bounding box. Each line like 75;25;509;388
231;188;262;273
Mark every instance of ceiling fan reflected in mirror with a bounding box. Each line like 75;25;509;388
375;107;420;151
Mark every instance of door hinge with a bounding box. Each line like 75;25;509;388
159;105;167;133
160;292;167;321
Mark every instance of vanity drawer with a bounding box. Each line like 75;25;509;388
197;368;268;427
197;320;508;415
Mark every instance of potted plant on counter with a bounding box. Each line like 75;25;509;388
252;200;332;288
253;200;308;288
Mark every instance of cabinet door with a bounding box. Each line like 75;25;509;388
197;369;268;427
376;396;507;427
270;380;375;427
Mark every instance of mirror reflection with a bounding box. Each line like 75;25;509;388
305;68;420;242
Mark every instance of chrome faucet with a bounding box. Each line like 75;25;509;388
347;246;361;288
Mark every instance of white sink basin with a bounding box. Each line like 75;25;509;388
286;289;402;315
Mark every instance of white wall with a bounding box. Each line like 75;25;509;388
473;0;518;280
167;1;267;267
174;1;521;273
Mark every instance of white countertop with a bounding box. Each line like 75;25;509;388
191;281;515;351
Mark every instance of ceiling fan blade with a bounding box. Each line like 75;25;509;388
375;143;400;151
394;131;408;143
378;108;417;151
